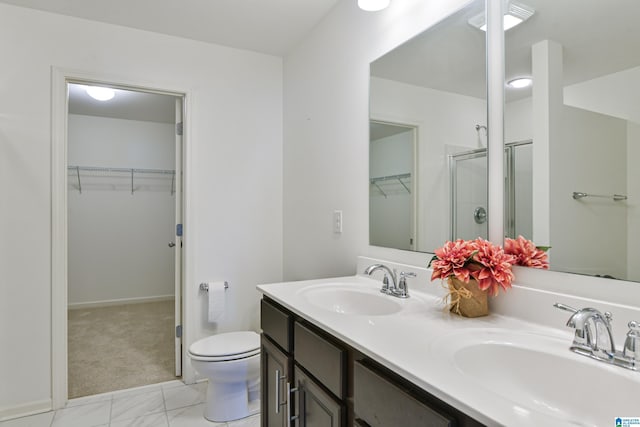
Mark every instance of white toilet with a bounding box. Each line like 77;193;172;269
188;331;261;422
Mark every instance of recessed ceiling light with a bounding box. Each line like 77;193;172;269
86;86;115;101
468;1;534;32
358;0;390;12
507;77;533;89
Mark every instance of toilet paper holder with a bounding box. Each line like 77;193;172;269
199;281;229;292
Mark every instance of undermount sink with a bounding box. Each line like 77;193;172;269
299;283;403;315
434;329;640;426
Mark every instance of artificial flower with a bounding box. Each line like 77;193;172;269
471;238;515;296
504;235;549;269
429;239;477;283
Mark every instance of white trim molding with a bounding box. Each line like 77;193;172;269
51;66;69;410
68;295;176;310
50;67;192;408
0;399;52;422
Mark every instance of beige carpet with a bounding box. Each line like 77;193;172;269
68;300;178;398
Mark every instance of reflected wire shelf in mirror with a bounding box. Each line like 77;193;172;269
67;165;176;195
370;173;411;198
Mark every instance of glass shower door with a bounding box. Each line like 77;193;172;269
449;150;488;241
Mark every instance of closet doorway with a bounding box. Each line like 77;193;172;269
65;82;184;398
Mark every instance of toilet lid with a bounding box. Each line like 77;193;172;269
189;331;260;358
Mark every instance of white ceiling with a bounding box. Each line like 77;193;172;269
372;0;640;102
20;0;639;120
0;0;339;56
68;84;177;123
10;0;340;122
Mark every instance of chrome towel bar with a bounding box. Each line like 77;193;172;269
572;192;627;201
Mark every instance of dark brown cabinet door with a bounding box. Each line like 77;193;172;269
293;366;344;427
354;361;456;427
262;335;292;427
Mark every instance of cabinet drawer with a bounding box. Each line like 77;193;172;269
354;361;455;427
261;298;292;352
294;322;346;399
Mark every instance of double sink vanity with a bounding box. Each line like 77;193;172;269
257;258;640;427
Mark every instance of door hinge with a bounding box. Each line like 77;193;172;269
176;122;183;136
176;325;182;338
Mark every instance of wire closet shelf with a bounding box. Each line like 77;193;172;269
370;173;411;198
68;165;176;195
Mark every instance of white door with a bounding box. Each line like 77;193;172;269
174;97;184;377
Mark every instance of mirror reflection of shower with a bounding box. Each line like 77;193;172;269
449;139;532;241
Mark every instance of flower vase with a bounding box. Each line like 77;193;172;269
446;277;488;318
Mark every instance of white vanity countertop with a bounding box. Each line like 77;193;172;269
257;275;640;427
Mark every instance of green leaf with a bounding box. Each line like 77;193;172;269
428;255;438;268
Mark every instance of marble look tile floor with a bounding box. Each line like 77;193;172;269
0;381;260;427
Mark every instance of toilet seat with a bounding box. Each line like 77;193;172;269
188;331;260;362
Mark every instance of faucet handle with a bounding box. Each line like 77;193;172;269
623;321;640;362
394;271;415;298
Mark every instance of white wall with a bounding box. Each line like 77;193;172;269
512;143;533;239
551;106;627;278
67;114;175;307
564;66;640;124
565;68;640;281
627;122;640;280
505;97;532;142
507;94;629;278
282;0;472;281
0;3;282;417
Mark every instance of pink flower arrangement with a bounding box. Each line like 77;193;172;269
430;236;549;297
504;235;550;270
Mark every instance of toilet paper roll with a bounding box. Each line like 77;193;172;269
207;281;226;322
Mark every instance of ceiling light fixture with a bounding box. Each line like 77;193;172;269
468;1;534;32
86;86;115;101
507;77;533;89
358;0;390;12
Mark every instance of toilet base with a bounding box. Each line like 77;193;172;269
204;380;260;422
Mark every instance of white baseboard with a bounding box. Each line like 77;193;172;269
0;399;52;422
68;295;175;310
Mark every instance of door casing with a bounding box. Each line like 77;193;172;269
51;68;190;408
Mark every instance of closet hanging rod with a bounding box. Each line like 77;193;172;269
67;165;175;175
572;192;627;201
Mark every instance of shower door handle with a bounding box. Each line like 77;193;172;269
168;242;176;247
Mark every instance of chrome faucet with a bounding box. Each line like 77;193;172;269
364;264;415;298
554;303;615;358
554;303;638;371
364;264;397;295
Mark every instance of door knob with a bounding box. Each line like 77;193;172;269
168;242;176;247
